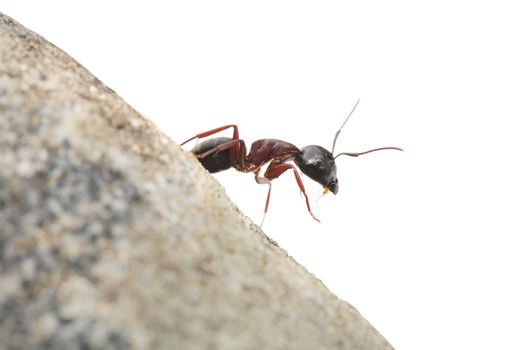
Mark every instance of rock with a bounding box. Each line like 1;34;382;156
0;12;394;350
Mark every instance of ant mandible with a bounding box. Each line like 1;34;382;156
181;99;403;224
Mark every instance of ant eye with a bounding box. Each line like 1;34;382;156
314;158;324;167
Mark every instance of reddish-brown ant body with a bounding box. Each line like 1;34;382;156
181;100;402;223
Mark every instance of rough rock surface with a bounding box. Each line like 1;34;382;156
0;12;394;350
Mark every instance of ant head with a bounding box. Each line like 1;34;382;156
295;99;403;196
295;145;339;195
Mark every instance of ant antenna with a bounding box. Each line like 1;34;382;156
331;98;360;154
335;146;403;159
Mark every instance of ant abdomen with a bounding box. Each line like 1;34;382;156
191;137;233;173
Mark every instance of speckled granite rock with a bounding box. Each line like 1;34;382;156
0;12;394;350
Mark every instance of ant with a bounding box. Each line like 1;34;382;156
181;100;402;224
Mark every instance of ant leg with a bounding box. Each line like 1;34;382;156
195;139;249;171
264;162;320;223
180;125;239;146
253;168;272;226
196;139;242;159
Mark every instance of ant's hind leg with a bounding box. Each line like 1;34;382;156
180;125;239;146
194;139;248;171
196;139;242;159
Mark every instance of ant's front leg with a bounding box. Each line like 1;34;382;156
258;160;320;223
180;125;239;146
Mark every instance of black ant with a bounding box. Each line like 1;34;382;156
181;100;402;224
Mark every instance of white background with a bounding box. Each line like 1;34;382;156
3;1;525;349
